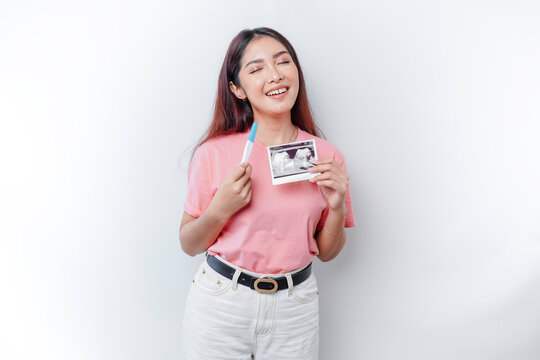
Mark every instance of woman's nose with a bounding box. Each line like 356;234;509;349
268;65;283;82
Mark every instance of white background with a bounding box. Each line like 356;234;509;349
1;1;540;359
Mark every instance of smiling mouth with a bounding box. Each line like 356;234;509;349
265;87;288;96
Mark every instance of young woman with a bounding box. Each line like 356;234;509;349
180;27;355;360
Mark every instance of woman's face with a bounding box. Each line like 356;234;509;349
230;36;300;119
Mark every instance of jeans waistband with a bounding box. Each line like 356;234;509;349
206;254;312;294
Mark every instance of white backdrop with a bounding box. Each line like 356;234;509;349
1;1;539;359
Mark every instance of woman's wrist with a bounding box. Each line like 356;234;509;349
328;202;347;215
204;204;231;226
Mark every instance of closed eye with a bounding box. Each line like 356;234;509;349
249;60;289;74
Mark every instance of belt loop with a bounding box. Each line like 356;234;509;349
231;268;241;291
285;274;293;297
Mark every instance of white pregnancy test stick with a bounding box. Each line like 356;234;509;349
240;122;258;164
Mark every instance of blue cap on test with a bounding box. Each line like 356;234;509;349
248;122;258;142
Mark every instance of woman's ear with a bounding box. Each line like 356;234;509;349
229;81;247;101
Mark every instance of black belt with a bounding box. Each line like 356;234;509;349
206;255;312;294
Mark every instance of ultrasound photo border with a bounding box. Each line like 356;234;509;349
267;139;320;185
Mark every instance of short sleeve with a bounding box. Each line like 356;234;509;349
183;144;214;218
316;149;356;231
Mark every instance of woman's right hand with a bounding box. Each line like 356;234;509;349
207;163;253;221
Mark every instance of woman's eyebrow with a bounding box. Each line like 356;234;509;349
244;50;290;69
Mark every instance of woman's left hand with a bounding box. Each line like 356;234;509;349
308;157;349;210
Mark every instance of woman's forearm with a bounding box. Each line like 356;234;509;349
179;206;229;256
315;205;347;262
180;163;253;256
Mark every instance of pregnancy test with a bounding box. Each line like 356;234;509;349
240;122;258;164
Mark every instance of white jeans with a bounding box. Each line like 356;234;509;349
182;255;319;360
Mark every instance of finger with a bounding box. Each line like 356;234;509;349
309;172;331;182
236;165;252;188
310;172;343;184
240;179;252;199
309;162;346;176
309;164;336;173
229;163;249;182
314;179;337;188
310;165;349;181
236;172;251;193
239;180;253;204
311;173;348;189
312;158;337;165
314;179;347;193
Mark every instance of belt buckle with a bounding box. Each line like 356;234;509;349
254;277;278;294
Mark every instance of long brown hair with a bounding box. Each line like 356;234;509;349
196;27;322;150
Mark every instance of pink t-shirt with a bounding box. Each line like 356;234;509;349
184;128;356;273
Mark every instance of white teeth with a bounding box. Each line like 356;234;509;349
266;87;287;96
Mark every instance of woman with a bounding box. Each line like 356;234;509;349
180;27;355;359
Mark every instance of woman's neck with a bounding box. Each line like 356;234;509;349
253;112;297;146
